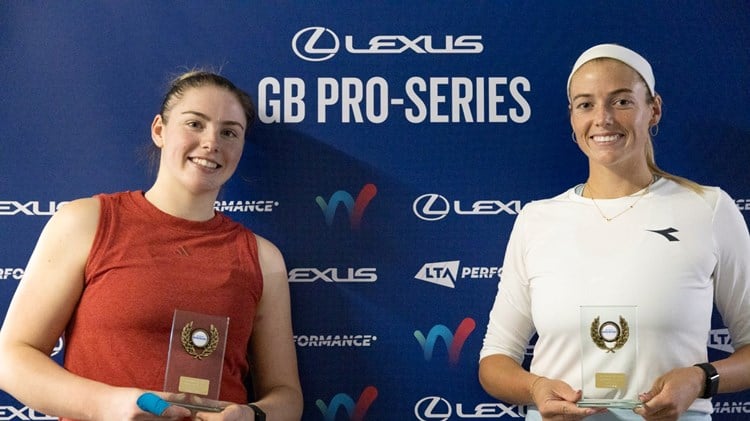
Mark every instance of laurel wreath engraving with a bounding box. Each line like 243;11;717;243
181;322;219;360
590;316;629;353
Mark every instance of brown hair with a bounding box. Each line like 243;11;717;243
141;70;256;178
159;70;256;127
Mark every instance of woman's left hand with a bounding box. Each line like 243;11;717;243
164;395;256;421
633;366;704;421
192;403;255;421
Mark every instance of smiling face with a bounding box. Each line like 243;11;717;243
569;59;661;174
151;85;247;195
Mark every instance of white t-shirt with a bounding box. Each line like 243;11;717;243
480;178;750;414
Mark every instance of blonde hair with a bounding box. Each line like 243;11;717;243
642;91;704;195
572;57;704;194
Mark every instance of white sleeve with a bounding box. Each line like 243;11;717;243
479;206;536;363
712;188;750;349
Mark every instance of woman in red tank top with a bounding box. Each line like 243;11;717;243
0;72;303;421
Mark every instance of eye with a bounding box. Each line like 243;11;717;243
186;120;204;129
221;129;240;139
574;101;592;110
613;98;634;107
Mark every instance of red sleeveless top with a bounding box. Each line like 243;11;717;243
63;191;262;407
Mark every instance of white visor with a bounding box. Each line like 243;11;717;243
567;43;655;100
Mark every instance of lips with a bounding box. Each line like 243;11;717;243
590;134;623;143
189;157;221;169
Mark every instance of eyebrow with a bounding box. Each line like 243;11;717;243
181;111;245;131
571;88;635;102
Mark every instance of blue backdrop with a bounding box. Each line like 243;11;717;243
1;1;749;419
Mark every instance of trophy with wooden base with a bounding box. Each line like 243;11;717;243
578;305;641;409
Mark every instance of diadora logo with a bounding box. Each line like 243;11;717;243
414;396;527;420
413;194;521;221
647;227;680;242
288;268;377;283
292;27;484;62
316;184;377;230
708;328;734;353
415;261;501;288
316;386;378;421
414;318;476;365
0;200;69;216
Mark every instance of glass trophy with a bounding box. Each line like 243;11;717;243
164;310;229;406
578;305;641;409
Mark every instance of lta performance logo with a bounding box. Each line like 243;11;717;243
316;386;378;421
414;318;476;365
316;184;377;230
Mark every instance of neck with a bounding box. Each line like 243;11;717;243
583;166;654;199
144;184;217;221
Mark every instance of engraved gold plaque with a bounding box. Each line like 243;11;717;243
595;373;627;389
178;376;211;395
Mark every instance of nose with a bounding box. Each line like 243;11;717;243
595;104;613;127
201;130;220;152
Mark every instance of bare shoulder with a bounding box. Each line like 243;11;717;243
253;233;287;274
40;197;101;248
57;196;101;217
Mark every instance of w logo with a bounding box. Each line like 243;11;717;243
316;386;378;421
316;184;377;230
414;318;476;365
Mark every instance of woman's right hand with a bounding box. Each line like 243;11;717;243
102;388;192;421
530;377;605;421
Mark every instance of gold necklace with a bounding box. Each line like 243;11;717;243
583;179;653;222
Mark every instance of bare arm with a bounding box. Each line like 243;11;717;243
246;235;303;420
479;354;601;419
714;343;750;393
478;354;539;404
0;198;106;418
0;198;190;420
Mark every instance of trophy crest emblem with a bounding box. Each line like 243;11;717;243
590;316;629;353
181;321;219;360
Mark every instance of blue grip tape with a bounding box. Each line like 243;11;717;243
136;392;170;416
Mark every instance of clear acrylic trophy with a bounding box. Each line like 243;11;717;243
578;305;641;409
164;310;229;409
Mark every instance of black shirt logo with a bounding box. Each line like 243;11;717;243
647;227;680;242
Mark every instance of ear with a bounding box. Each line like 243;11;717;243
151;114;165;148
649;94;663;126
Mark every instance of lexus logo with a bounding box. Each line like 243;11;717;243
413;194;450;221
415;396;451;421
292;27;484;62
292;27;339;62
